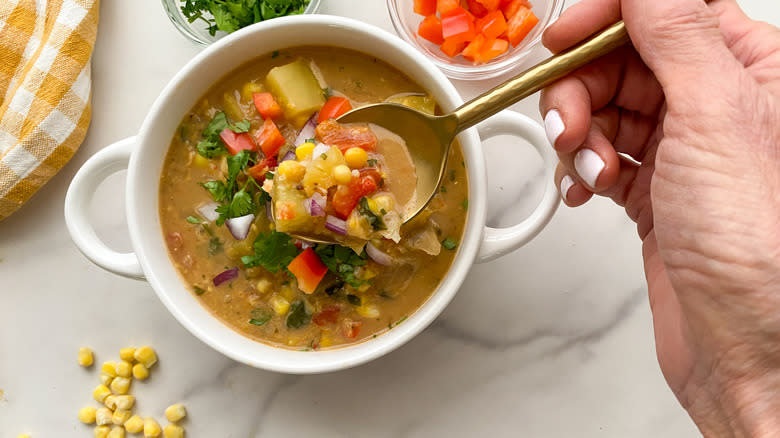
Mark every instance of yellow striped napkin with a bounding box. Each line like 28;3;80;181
0;0;99;221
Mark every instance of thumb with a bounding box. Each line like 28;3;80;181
622;0;742;97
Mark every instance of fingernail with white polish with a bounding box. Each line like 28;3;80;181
574;148;605;189
544;109;564;147
560;174;575;202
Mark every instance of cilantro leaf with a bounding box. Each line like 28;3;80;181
441;237;458;251
200;181;229;202
241;231;300;273
314;244;368;288
231;119;251;133
197;138;227;158
196;112;251;158
215;189;257;225
357;197;386;231
249;308;272;326
203;112;229;138
286;300;311;329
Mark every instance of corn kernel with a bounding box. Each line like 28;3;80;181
115;395;135;410
96;407;113;426
94;425;111;438
357;283;371;293
99;373;114;386
110;377;131;395
192;154;209;169
134;346;157;368
373;194;394;212
319;332;334;348
143;417;162;437
344;147;368;168
270;295;290;315
124;416;144;434
79;406;98;424
295;141;315;159
104;395;118;410
241;81;264;102
164;404;187;422
163;424;184;438
112;409;131;425
78;347;94;367
107;426;125;438
101;361;117;378
280;285;296;302
132;363;149;380
277;160;306;182
93;385;112;403
332;164;352;184
365;197;379;214
356;303;380;318
116;361;132;378
256;279;272;294
119;348;136;363
16;435;31;438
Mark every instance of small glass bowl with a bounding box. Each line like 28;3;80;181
387;0;565;80
161;0;322;46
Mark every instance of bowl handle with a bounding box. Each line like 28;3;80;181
64;137;145;279
476;111;560;263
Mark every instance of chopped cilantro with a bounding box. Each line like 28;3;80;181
200;180;229;202
265;171;274;180
197;138;227;158
314;244;368;288
286;301;311;329
442;237;458;251
242;231;300;273
448;169;456;182
357;197;386;231
346;294;361;306
366;159;377;167
440;186;447;193
249;309;272;326
180;0;310;36
215;188;257;225
186;216;201;224
196;112;252;158
208;236;223;256
193;286;206;296
461;197;469;211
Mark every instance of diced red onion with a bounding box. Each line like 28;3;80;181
312;143;330;158
324;215;347;235
197;202;219;223
280;150;296;162
294;114;317;146
225;214;254;240
213;267;239;286
366;242;393;266
304;192;326;217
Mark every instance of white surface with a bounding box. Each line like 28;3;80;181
1;0;777;436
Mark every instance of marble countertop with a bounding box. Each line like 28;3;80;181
2;0;778;436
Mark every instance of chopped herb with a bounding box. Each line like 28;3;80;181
186;216;201;224
200;180;229;203
357;197;386;231
380;208;387;215
249;309;272;326
305;138;315;143
448;169;456;182
314;244;368;288
320;153;327;160
286;301;311;329
388;315;408;329
196;112;252;158
215;188;257;225
440;186;447;193
193;286;206;296
346;294;361;306
366;159;377;167
271;50;280;58
197;138;227;158
242;231;299;273
208;236;223;256
461;198;469;211
180;0;311;36
231;119;251;133
441;237;458;251
322;87;333;99
265;171;274;180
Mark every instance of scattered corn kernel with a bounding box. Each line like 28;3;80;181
164;404;187;422
132;363;149;380
94;425;111;438
99;373;114;386
333;164;352;184
295;141;315;160
93;385;112;403
356;303;380;318
110;377;131;395
119;348;136;362
134;346;158;368
116;361;132;378
344;147;368;168
107;426;125;438
143;417;162;437
78;347;94;367
373;194;394;212
163;424;184;438
104;395;118;410
240;81;264;102
115;395;135;410
255;278;272;294
16;435;30;438
270;295;290;315
101;361;118;377
112;409;131;425
96;407;113;426
124;415;144;433
280;285;296;302
79;406;98;424
277;160;306;182
192;154;209;169
319;332;334;348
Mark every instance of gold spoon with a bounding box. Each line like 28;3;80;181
283;21;632;244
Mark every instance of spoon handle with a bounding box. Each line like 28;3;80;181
453;21;631;131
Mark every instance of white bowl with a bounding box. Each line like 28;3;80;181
64;15;559;374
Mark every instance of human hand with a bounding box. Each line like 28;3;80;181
539;0;780;435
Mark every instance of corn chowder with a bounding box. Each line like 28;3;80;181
159;47;468;349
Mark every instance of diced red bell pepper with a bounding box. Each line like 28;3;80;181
475;0;501;10
506;6;538;46
219;128;256;155
317;96;353;123
440;36;467;57
331;170;381;219
441;7;476;44
476;10;507;39
480;36;510;62
252;92;282;120
418;14;444;45
501;0;531;20
247;155;278;182
315;119;377;152
437;0;460;16
312;305;340;326
466;0;489;18
287;248;328;294
461;33;487;63
414;0;437;16
343;319;362;339
255;118;286;158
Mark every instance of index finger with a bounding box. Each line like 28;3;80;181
543;0;621;53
